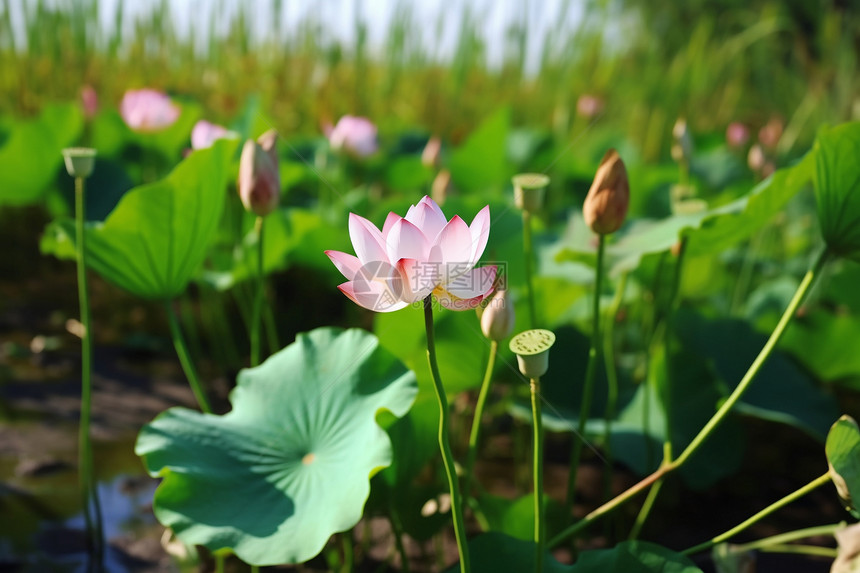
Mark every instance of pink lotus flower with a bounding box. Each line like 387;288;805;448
326;196;496;312
725;122;750;148
120;89;180;132
191;120;235;150
327;115;378;157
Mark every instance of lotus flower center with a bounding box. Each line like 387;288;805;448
302;452;316;465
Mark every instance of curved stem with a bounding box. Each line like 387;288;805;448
566;234;606;512
735;523;843;552
531;377;544;573
75;176;104;571
165;300;212;413
672;247;829;467
682;472;832;556
463;340;498;506
551;247;830;548
522;211;537;329
423;296;471;573
250;216;265;367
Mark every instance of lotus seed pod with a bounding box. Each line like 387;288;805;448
583;149;629;235
509;329;556;378
62;148;97;179
481;290;515;341
512;173;550;213
237;129;280;217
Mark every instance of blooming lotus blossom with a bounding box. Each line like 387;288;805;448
327;115;378;157
326;196;496;312
191;120;236;150
120;89;180;132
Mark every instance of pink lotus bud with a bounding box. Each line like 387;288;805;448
191;120;236;150
237;129;280;217
80;85;98;119
120;89;180;132
422;136;442;169
583;149;629;235
726;122;750;148
576;94;604;119
481;290;515;341
758;117;783;149
328;115;378;157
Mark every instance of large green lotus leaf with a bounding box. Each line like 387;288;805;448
450;533;701;572
448;107;512;193
674;310;838;440
814;122;860;261
555;153;813;276
0;103;83;205
782;310;860;382
826;415;860;519
135;327;418;565
40;139;237;299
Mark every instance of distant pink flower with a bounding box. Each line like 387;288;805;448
191;120;235;150
726;122;750;148
80;85;98;119
576;94;604;119
325;196;496;312
758;117;783;150
120;89;180;132
328;115;378;157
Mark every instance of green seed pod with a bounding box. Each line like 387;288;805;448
62;148;97;179
509;329;556;378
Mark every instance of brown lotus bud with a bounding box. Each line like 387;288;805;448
583;149;629;234
480;290;515;341
238;129;280;217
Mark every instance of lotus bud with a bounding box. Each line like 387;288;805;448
509;329;556;378
512;173;550;214
238;129;280;217
583;149;629;235
62;148;97;179
758;117;783;150
726;122;750;148
431;169;453;206
480;290;515;341
747;144;765;172
422;136;442;169
576;94;603;119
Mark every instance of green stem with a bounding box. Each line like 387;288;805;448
390;507;411;573
75;175;104;571
735;523;843;552
531;376;544;573
250;216;265;367
682;472;832;555
628;471;665;540
215;553;225;573
566;234;606;512
522;210;537;328
423;296;471;573
341;531;354;573
250;566;260;573
672;247;829;468
463;340;498;506
165;300;213;413
758;544;839;558
551;248;830;548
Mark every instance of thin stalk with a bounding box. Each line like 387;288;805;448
682;472;832;555
758;545;838;558
215;553;225;573
551;248;830;548
423;296;470;572
390;507;411;573
341;531;354;573
522;210;537;328
628;467;665;540
672;248;829;468
251;566;259;573
530;376;544;573
463;340;498;505
250;215;265;366
735;523;843;552
566;234;606;512
165;300;213;413
75;175;104;572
